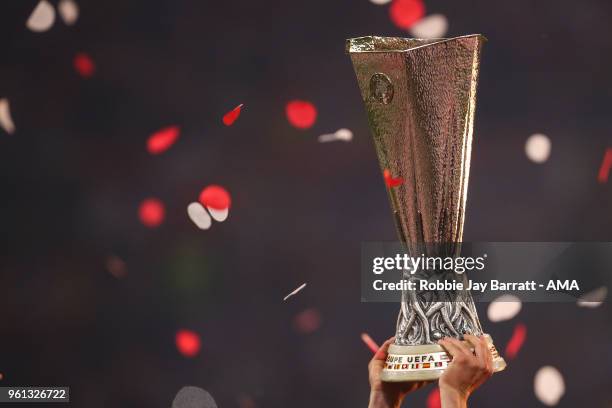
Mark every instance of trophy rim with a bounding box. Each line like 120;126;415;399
345;34;487;54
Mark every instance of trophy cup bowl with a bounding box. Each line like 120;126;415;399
347;35;506;382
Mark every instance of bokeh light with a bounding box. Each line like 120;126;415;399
410;14;448;38
577;286;607;308
504;323;527;359
138;198;165;228
222;104;243;126
187;202;212;230
73;53;95;78
389;0;425;30
427;387;441;408
525;133;551;163
175;330;201;357
26;0;55;32
487;294;522;322
286;100;317;130
58;0;79;26
534;366;565;406
0;98;15;134
147;126;180;155
293;308;321;334
199;185;231;210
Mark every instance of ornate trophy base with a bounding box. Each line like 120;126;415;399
381;334;506;382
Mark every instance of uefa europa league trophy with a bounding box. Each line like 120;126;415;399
347;35;506;381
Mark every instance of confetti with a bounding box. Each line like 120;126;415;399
58;0;79;26
426;387;441;408
207;207;229;222
147;125;180;155
597;148;612;184
487;294;522;322
534;366;565;406
26;0;56;32
283;283;307;301
577;286;607;308
525;133;551;163
73;53;95;78
139;198;165;228
187;202;212;230
0;99;16;134
106;255;127;278
318;128;353;143
286;100;317;130
370;0;392;4
199;185;231;210
383;169;403;188
409;14;448;39
0;373;3;381
175;330;201;357
504;323;527;359
360;333;379;353
172;386;217;408
222;104;243;126
389;0;425;30
293;308;320;334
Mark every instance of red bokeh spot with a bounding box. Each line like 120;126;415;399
389;0;425;30
139;198;165;228
384;169;403;188
199;185;231;210
597;148;612;184
223;104;243;126
73;53;95;78
293;308;321;334
147;126;180;155
286;100;317;129
427;387;441;408
361;333;380;354
505;323;527;359
176;329;201;357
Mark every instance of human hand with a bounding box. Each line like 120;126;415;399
437;334;494;408
368;337;429;408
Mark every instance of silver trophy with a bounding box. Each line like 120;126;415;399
347;35;506;381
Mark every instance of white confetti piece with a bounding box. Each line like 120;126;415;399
525;133;551;163
207;207;229;222
26;0;56;32
318;128;353;143
534;366;565;406
487;294;522;322
187;202;212;230
58;0;79;26
409;14;449;39
370;0;392;4
283;283;307;301
577;286;607;308
0;99;15;134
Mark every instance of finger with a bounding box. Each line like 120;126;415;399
373;336;395;361
481;336;494;373
438;338;467;360
446;337;473;357
464;334;485;362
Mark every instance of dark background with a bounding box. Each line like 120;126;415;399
1;0;611;406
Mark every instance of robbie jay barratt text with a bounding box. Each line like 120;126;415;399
372;279;581;292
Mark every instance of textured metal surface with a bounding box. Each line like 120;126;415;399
348;35;486;346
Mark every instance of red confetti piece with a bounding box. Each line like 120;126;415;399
427;387;441;408
176;329;201;357
293;308;321;334
138;198;165;228
505;323;527;360
222;104;243;126
597;148;612;184
361;333;380;353
286;100;317;129
199;185;231;210
383;169;403;188
73;52;95;78
147;126;180;155
389;0;425;30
